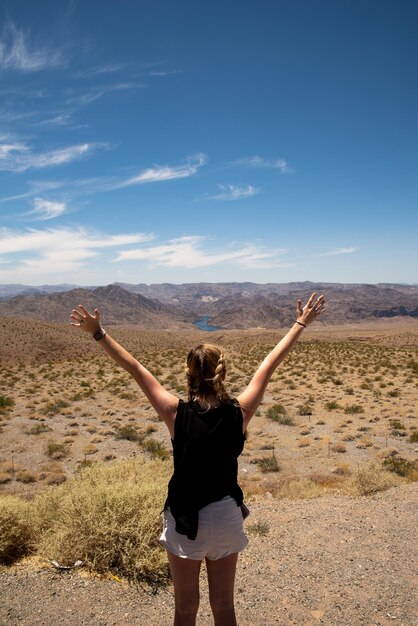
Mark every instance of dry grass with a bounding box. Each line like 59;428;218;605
0;456;172;585
0;495;32;564
343;463;403;496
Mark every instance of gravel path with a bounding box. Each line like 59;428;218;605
1;484;417;626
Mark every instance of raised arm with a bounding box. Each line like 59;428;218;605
70;305;178;438
236;292;325;429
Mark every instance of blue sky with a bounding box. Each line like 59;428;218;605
0;0;417;285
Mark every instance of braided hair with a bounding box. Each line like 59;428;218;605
185;343;230;407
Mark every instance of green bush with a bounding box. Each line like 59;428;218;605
267;404;294;425
344;404;363;414
325;401;341;411
256;456;280;473
382;456;417;478
0;395;14;414
409;430;418;443
297;403;313;416
41;400;70;416
26;424;53;435
114;425;141;442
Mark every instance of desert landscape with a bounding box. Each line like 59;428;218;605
0;283;417;625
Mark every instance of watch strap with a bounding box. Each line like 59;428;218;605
93;328;106;341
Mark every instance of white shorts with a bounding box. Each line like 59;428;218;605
159;496;249;561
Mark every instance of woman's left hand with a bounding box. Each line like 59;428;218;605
296;292;326;327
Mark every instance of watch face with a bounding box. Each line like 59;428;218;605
93;329;104;340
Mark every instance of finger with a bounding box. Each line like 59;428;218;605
306;292;317;308
77;304;91;318
296;300;303;316
71;310;84;321
94;308;100;322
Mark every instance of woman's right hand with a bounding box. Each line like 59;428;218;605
296;292;326;327
70;304;102;336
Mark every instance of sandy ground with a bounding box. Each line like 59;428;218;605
1;483;417;626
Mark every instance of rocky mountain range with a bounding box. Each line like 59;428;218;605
0;282;416;329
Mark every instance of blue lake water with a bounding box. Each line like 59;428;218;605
193;316;223;331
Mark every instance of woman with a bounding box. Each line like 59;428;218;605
70;291;325;626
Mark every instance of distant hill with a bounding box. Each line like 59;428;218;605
0;282;416;328
0;284;193;328
0;283;80;300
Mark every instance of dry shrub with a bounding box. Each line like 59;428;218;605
332;462;351;476
344;463;402;496
83;444;98;455
276;479;324;499
15;469;37;483
30;456;171;586
332;442;347;453
0;495;32;564
298;437;311;447
46;442;68;459
0;471;12;484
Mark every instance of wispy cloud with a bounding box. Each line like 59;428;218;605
0;227;153;278
148;69;181;77
27;198;67;220
0;153;205;203
73;63;127;78
116;154;206;188
67;82;146;107
209;184;259;201
33;113;73;128
316;247;358;257
0;180;64;203
0;141;96;172
116;235;289;270
0;22;66;72
232;155;293;174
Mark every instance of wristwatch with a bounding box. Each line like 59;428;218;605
93;328;106;341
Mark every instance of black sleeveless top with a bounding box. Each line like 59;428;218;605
164;398;245;540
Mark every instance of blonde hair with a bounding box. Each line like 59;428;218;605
185;343;229;407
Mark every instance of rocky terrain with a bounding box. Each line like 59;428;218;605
0;281;417;329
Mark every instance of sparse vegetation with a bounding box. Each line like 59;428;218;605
247;521;269;536
45;442;68;459
1;316;417;589
0;395;14;414
267;404;294;425
256;455;280;473
114;424;141;442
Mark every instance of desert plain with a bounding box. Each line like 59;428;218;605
0;316;417;626
0;317;417;497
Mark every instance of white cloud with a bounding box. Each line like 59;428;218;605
0;227;153;279
29;198;67;220
67;82;147;107
117;154;206;188
0;181;64;203
0;22;66;72
316;247;358;257
0;141;94;172
33;113;73;128
116;235;289;270
209;184;259;201
232;155;293;174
